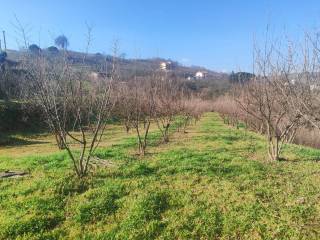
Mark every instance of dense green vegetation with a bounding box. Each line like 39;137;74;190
0;113;319;239
0;101;44;133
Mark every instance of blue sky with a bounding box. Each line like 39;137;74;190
1;0;320;72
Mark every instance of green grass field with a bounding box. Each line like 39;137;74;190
0;112;319;240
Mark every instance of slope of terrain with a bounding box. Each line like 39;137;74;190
5;49;228;79
0;113;319;239
3;49;230;98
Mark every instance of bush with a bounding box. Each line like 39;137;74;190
29;44;42;54
0;101;44;132
47;46;59;54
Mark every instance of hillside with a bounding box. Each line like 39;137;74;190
0;113;319;239
4;49;230;98
5;49;227;78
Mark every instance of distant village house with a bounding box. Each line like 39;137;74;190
195;71;208;79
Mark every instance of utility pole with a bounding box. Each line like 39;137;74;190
2;31;7;51
0;39;2;51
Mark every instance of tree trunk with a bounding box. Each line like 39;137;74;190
163;124;170;143
54;131;65;150
267;137;280;161
183;117;190;133
125;124;130;134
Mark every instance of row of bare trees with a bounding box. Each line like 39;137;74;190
214;31;320;161
115;76;158;156
115;73;209;156
13;47;208;177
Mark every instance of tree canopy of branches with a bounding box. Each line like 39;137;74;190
28;44;41;54
229;71;255;84
154;74;184;143
236;77;302;161
213;32;320;161
55;35;69;49
275;33;320;135
180;97;211;133
115;76;157;155
24;52;116;178
115;71;209;155
47;46;59;54
219;35;311;161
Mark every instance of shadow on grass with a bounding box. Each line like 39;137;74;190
154;148;267;180
0;136;48;147
108;162;157;179
282;144;320;162
279;157;320;163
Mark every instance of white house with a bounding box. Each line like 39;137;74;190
159;61;173;71
195;71;207;79
160;62;167;70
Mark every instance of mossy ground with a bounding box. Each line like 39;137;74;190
0;113;319;239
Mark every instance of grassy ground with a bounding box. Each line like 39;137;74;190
0;112;319;240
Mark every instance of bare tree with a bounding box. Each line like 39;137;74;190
55;35;69;50
232;34;306;161
24;46;116;178
12;15;31;49
115;82;134;133
116;74;158;156
131;76;157;155
180;97;210;133
212;94;243;128
154;74;183;143
277;32;320;134
237;77;302;161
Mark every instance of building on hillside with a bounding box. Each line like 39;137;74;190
159;61;177;71
184;72;194;80
89;71;108;81
195;71;208;79
160;62;167;70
